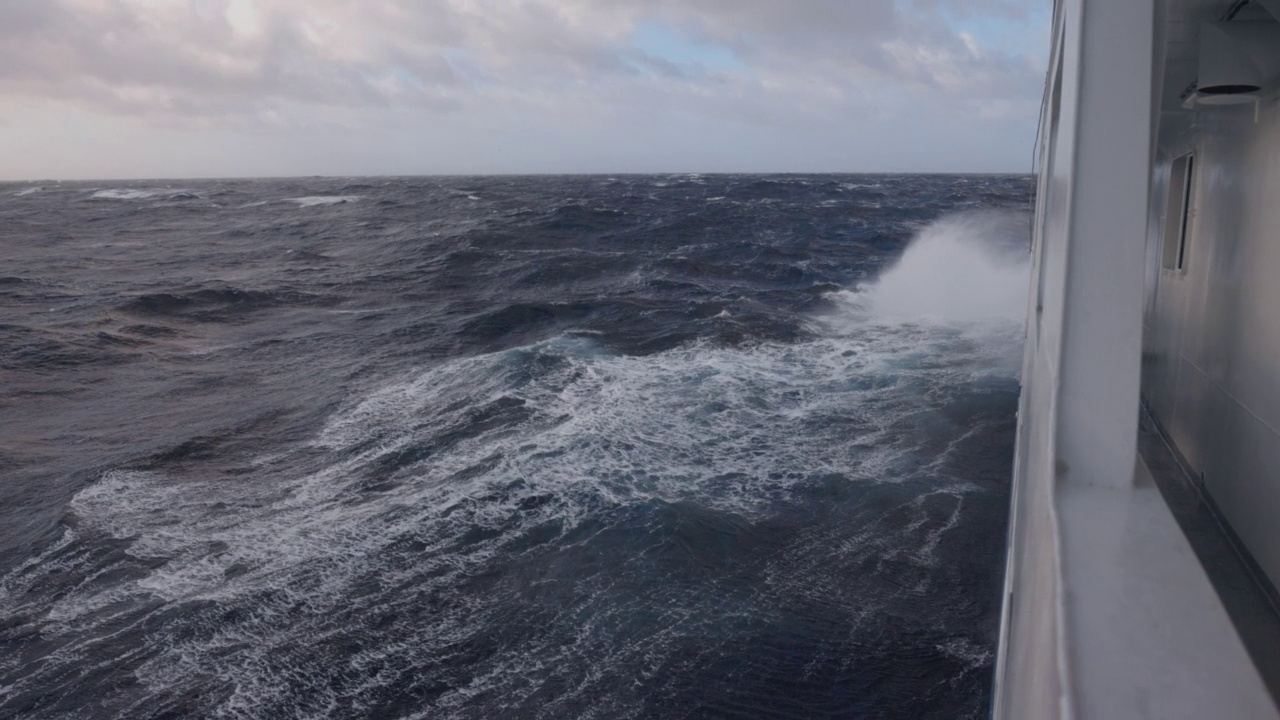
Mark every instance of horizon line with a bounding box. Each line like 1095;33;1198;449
1;170;1036;184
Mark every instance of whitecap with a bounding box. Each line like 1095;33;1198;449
91;188;159;200
287;195;361;207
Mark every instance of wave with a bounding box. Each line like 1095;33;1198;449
0;305;1019;716
854;210;1031;325
0;275;40;286
459;302;595;343
0;324;138;370
117;287;337;321
287;195;361;207
0;175;1033;718
91;188;159;200
89;188;201;202
537;203;630;234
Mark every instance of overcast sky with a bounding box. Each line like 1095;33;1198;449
0;0;1050;180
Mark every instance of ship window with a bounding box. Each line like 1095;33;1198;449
1162;153;1195;272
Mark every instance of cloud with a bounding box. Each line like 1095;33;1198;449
0;0;1050;178
0;0;1047;130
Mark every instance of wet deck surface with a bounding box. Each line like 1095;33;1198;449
1057;453;1276;719
1139;405;1280;708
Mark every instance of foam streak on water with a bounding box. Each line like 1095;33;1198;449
0;174;1033;719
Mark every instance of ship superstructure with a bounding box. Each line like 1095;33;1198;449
995;0;1280;716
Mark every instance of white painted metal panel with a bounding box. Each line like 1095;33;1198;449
1145;96;1280;588
996;0;1157;714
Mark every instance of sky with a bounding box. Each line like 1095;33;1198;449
0;0;1051;180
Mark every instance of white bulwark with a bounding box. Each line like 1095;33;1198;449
995;0;1280;717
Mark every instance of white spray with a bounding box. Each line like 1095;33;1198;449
861;211;1031;325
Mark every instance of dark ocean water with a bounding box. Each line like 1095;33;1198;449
0;174;1032;719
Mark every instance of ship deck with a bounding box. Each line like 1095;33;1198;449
1049;415;1280;718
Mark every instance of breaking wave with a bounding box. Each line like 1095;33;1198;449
287;195;361;207
90;188;201;202
860;211;1031;324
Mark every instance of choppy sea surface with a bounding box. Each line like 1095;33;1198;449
0;175;1033;719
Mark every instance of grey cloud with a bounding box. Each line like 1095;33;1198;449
0;0;1045;132
0;1;462;121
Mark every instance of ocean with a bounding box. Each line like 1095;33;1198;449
0;174;1033;719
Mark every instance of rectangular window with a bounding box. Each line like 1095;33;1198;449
1162;153;1195;272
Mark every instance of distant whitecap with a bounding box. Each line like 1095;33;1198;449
287;195;361;207
91;188;159;200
